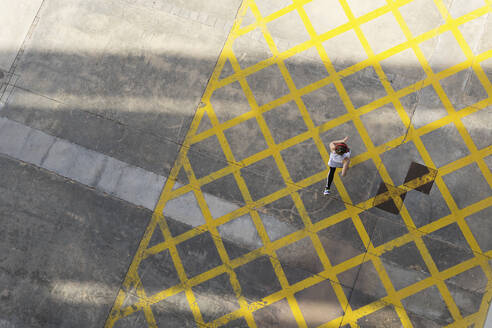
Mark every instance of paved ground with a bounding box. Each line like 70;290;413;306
1;0;492;327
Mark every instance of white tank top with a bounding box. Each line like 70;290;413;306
328;151;351;168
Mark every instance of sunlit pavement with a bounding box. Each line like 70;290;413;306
1;0;492;327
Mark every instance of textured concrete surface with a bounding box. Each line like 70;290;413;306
0;115;298;251
0;154;152;327
1;0;241;176
0;0;43;71
1;0;492;327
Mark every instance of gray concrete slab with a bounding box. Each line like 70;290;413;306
210;81;252;123
0;155;151;327
356;305;404;327
284;47;329;90
402;285;454;327
380;241;431;291
0;116;168;211
2;86;182;177
113;165;166;210
0;114;298;257
302;83;348;127
341;158;384;205
317;217;365;266
419;31;468;73
420;122;471;168
338;260;388;310
323;29;368;71
466;206;492;253
423;223;476;271
399;0;446;37
1;0;242;178
341;66;387;109
260;211;301;242
0;0;44;71
224;117;269;161
252;298;297;328
267;9;310;53
217;214;263;254
280;137;325;182
445;266;488;318
192;273;240;323
360;12;407;54
233;28;272;70
138;249;180;297
240;156;286;201
276;237;324;285
294;279;347;327
360;103;407;147
303;0;348;35
246;63;290;106
461;105;492;150
234;255;282;303
400;85;448;130
440;68;488;110
0;117;31;158
41;138;83;177
150;292;197;328
360;207;410;248
17;128;56;166
380;48;427;91
442;162;492;209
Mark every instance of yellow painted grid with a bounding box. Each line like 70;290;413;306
105;0;492;327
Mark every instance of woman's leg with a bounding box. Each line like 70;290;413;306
325;167;336;189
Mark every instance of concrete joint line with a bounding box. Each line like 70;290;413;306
0;74;20;108
0;117;295;251
123;0;233;34
0;116;165;210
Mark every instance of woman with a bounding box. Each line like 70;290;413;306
324;136;350;195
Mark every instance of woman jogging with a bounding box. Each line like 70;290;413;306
324;136;350;195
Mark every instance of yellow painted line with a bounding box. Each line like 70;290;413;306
207;1;490;119
115;204;492;323
429;1;492;324
225;2;316;326
105;0;254;325
108;0;492;326
254;0;387;325
181;156;259;328
337;0;492;325
181;95;490;201
151;148;492;273
330;0;415;325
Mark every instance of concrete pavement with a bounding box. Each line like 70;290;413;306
1;0;492;327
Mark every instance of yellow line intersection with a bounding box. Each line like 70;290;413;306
105;0;492;327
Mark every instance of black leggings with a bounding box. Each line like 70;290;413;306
326;167;337;189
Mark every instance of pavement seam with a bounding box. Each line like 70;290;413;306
3;0;491;326
0;115;290;244
122;0;234;34
0;0;46;105
146;1;492;326
3;83;271;180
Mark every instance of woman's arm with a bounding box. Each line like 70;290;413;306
329;136;349;151
340;158;350;176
